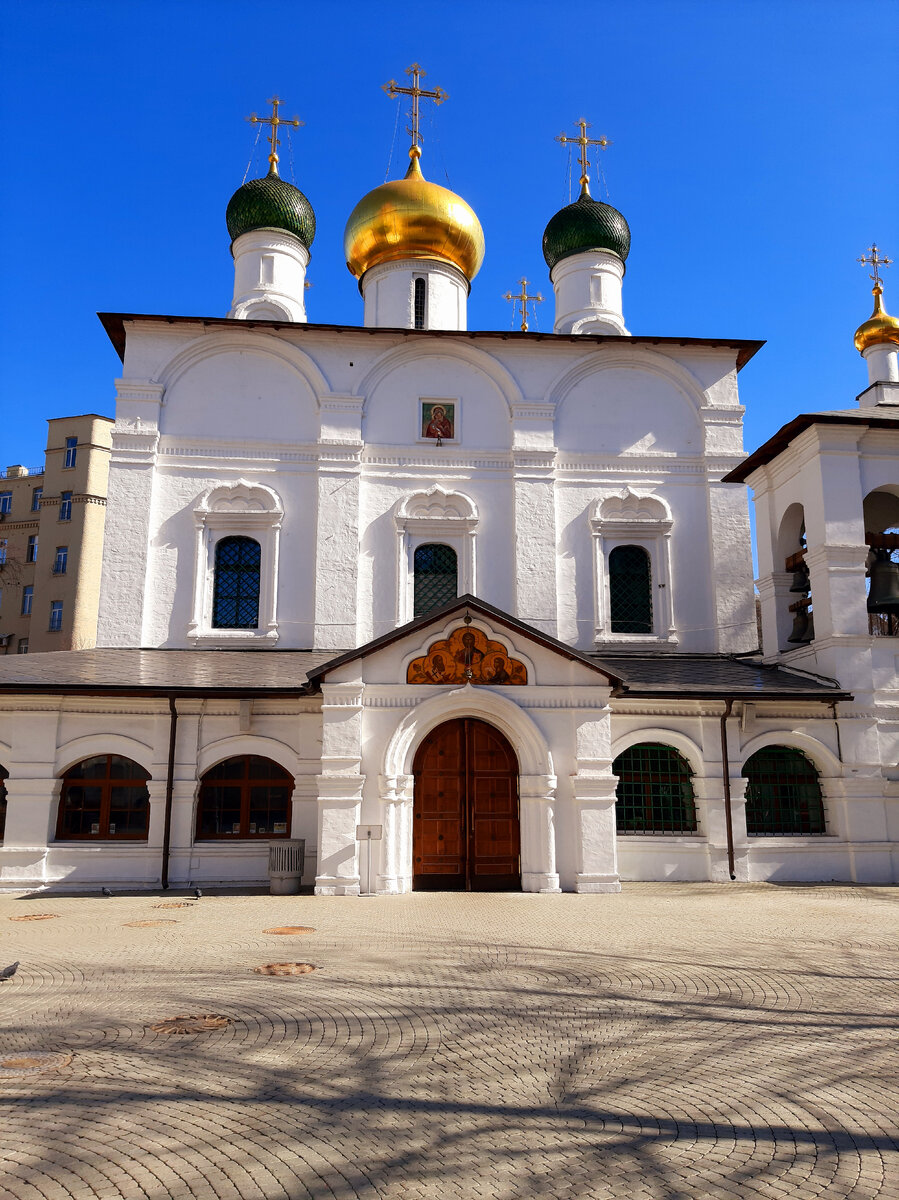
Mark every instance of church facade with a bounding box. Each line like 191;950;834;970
1;100;897;893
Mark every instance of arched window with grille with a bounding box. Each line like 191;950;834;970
213;536;261;629
609;545;653;634
414;543;458;618
413;277;427;330
196;756;293;839
742;746;826;835
0;765;7;841
56;755;150;840
613;743;697;834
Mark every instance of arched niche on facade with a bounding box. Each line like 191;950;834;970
393;487;478;626
862;486;899;636
188;480;283;645
589;489;675;645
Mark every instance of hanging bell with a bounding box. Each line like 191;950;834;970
787;607;809;643
867;551;899;615
800;611;815;643
789;561;811;593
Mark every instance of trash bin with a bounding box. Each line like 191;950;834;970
268;839;305;895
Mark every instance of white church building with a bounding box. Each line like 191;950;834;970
1;97;897;894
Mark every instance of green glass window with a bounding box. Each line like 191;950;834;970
213;536;261;629
414;543;457;619
609;545;652;634
743;747;826;835
196;756;293;838
613;743;697;834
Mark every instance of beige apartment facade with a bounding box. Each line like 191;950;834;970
0;415;113;654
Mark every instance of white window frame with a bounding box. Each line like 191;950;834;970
188;480;283;646
589;489;676;645
394;487;478;626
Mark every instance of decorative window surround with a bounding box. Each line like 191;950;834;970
394;487;478;626
590;489;676;645
188;480;282;646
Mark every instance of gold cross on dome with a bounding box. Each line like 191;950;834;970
503;277;544;333
382;63;448;151
246;96;303;174
858;243;893;288
555;119;612;194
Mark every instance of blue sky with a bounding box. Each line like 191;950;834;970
1;0;896;467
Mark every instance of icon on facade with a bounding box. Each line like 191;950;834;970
421;400;455;441
407;625;527;685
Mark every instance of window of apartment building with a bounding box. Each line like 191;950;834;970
26;535;38;562
17;638;28;654
21;586;33;616
49;601;63;632
0;492;11;514
31;487;43;511
59;492;72;521
53;546;68;574
64;437;78;469
0;539;7;565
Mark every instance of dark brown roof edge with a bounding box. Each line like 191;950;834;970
0;683;318;699
724;411;899;483
306;594;624;688
619;687;852;701
97;312;765;370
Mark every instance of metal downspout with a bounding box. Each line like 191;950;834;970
161;696;178;890
720;699;736;880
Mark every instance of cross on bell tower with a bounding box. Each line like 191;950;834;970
382;63;448;153
858;243;893;288
246;96;303;176
555;119;612;196
503;277;544;332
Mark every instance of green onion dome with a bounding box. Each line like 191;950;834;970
226;165;316;250
542;185;630;272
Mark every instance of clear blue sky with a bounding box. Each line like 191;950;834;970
1;0;896;467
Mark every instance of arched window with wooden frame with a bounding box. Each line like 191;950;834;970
609;544;653;635
196;756;293;840
613;743;697;834
414;543;458;619
742;746;826;836
0;765;7;841
212;536;261;629
56;755;150;840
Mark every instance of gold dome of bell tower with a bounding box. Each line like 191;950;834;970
854;244;899;354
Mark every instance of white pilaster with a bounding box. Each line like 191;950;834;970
520;774;561;892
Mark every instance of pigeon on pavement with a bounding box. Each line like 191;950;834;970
194;888;203;899
101;887;113;897
0;962;19;981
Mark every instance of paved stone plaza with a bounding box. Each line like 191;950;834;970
1;885;897;1200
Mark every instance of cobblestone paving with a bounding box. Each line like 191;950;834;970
1;885;897;1199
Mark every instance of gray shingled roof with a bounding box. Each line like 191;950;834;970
591;654;850;699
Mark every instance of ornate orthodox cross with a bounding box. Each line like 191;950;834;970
555;119;612;193
503;277;544;332
858;244;893;288
382;63;447;151
246;96;303;174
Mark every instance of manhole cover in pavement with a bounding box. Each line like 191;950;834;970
124;919;178;927
0;1052;72;1077
254;962;316;976
9;914;58;922
264;926;315;935
153;902;192;909
149;1013;231;1034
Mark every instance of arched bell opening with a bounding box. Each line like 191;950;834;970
776;503;813;649
863;487;899;637
412;717;521;892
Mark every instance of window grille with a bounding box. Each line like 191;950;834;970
21;586;33;616
26;535;38;563
31;487;43;512
414;543;457;618
609;544;653;634
64;437;78;469
613;743;697;834
743;747;826;835
212;536;261;629
49;601;63;632
0;764;7;841
56;754;150;839
196;755;293;838
414;277;426;330
59;492;72;521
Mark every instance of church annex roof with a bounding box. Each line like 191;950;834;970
724;408;899;483
97;312;764;370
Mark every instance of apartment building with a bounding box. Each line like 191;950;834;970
0;415;113;653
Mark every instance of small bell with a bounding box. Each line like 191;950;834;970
789;561;811;594
867;551;899;615
787;606;809;643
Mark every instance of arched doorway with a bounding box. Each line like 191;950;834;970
412;718;520;891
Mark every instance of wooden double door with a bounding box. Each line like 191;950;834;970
412;718;521;891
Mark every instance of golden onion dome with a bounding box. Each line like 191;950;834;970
854;285;899;354
344;147;485;283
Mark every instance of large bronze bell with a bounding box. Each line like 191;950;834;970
787;607;809;643
789;561;811;593
867;550;899;615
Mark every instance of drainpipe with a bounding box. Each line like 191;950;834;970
161;696;178;890
719;699;736;880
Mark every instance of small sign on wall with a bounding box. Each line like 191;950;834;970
356;825;383;841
